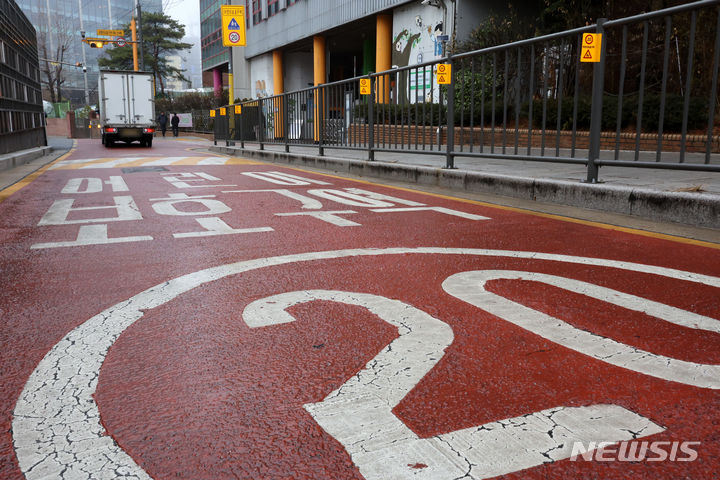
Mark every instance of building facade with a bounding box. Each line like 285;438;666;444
200;0;230;93
1;0;45;153
17;0;162;107
226;0;486;101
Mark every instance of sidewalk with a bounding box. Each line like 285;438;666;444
0;137;74;192
209;142;720;230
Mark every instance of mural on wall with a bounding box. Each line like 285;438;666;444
255;79;269;98
392;5;446;103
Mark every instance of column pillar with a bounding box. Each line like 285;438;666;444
213;67;223;98
375;13;392;104
273;50;284;138
313;35;326;141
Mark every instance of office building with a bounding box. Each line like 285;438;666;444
216;0;486;101
1;0;45;153
17;0;162;106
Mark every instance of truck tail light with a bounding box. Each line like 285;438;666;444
104;127;117;133
143;128;155;133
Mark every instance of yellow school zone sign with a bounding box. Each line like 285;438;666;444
221;5;247;47
581;33;602;62
436;63;451;84
359;78;371;95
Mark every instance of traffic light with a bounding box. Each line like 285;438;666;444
89;41;104;48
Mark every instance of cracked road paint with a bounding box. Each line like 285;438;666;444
244;290;664;479
12;248;718;479
443;270;720;389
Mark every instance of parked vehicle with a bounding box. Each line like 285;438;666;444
98;70;155;148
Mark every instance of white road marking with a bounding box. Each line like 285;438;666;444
50;157;229;169
223;189;325;209
38;196;143;225
370;206;490;220
61;176;129;194
443;270;720;389
149;193;231;216
173;217;273;238
241;171;331;185
244;291;664;480
12;248;719;479
31;224;153;249
275;210;360;226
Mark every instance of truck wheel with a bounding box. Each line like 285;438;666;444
105;140;113;148
146;138;153;148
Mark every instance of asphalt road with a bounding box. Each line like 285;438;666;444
1;137;718;480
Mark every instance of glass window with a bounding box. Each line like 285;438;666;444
268;0;279;16
252;0;262;25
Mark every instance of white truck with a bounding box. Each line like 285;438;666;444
98;70;156;148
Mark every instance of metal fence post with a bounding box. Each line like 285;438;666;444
445;55;456;169
240;106;245;148
259;99;265;151
213;109;217;146
283;94;290;152
368;74;375;161
319;86;325;157
586;18;607;183
225;108;230;147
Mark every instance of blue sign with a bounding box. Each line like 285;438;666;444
228;18;240;30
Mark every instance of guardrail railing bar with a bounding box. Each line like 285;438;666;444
656;15;672;162
679;10;697;163
706;6;720;164
614;25;628;160
634;21;649;161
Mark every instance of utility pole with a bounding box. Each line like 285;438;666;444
131;17;139;71
135;0;145;70
77;0;90;105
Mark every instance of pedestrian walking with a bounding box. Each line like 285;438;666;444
171;113;180;137
157;111;168;137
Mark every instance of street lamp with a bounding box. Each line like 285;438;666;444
77;1;90;106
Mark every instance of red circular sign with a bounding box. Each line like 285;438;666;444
228;31;240;44
116;36;126;47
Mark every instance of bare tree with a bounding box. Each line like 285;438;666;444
37;19;75;104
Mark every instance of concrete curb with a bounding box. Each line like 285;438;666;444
209;146;720;229
0;146;54;172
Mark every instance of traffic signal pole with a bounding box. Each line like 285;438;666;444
77;0;90;105
137;3;145;70
131;17;139;71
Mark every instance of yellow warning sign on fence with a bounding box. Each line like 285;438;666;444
210;110;216;118
359;78;371;95
581;33;602;62
436;63;451;84
219;108;227;116
235;105;242;114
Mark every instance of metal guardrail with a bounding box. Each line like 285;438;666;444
215;0;720;182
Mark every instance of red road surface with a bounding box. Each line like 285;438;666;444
1;138;718;479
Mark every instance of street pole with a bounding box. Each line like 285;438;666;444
77;0;90;105
137;2;145;70
131;17;139;71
